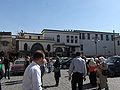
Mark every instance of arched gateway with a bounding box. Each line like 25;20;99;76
31;43;44;53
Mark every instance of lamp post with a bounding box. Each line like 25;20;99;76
92;36;100;57
103;46;107;57
113;30;116;55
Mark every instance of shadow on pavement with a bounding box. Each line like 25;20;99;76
43;84;57;89
83;83;97;90
4;80;22;86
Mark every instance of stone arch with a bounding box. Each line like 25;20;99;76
55;47;63;52
31;43;44;53
55;47;63;56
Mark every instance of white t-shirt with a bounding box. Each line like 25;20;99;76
22;61;42;90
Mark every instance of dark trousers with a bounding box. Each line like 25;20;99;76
54;71;60;86
71;72;83;90
89;72;96;86
4;66;10;79
55;76;59;85
0;82;1;90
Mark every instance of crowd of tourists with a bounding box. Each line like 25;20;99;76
0;50;109;90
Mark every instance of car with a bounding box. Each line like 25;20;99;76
60;58;72;69
11;58;26;75
105;56;120;77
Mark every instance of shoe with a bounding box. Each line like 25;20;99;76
55;84;59;87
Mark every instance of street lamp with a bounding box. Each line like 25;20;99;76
92;36;100;57
113;30;116;55
103;46;107;57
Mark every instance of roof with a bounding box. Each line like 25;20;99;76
0;32;11;35
41;29;119;34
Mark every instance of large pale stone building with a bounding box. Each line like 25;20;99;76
15;29;119;57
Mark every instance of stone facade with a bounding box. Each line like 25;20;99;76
15;29;119;57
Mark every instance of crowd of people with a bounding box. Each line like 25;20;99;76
22;51;109;90
0;50;109;90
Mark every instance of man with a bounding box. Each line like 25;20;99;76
68;52;87;90
3;57;10;79
24;56;30;69
22;50;45;90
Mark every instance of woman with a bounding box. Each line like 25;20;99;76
88;58;97;86
53;57;61;86
96;57;109;90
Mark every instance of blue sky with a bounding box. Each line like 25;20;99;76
0;0;120;34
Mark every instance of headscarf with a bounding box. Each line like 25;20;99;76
99;56;106;64
89;58;96;66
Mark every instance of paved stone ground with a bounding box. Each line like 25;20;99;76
1;69;120;90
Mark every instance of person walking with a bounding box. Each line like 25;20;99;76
53;57;61;86
3;57;10;79
88;58;97;86
22;50;45;90
68;52;87;90
96;56;109;90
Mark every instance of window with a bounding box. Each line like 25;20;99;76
66;36;69;43
38;36;40;39
29;36;31;39
100;34;103;40
80;44;83;51
117;40;120;46
24;43;28;51
57;35;60;42
2;41;8;46
79;33;81;39
106;35;109;41
95;34;98;38
46;44;51;52
111;35;114;41
75;36;78;43
71;36;74;43
82;33;85;39
87;33;90;39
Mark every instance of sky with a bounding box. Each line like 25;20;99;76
0;0;120;35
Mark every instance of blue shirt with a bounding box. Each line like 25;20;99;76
68;57;87;77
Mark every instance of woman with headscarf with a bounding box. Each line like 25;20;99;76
96;56;109;90
88;58;97;86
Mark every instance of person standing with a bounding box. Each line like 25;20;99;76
68;52;87;90
24;56;30;69
88;58;97;86
22;50;45;90
0;57;3;90
96;57;109;90
53;57;61;86
46;58;52;73
3;57;10;79
40;58;47;87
